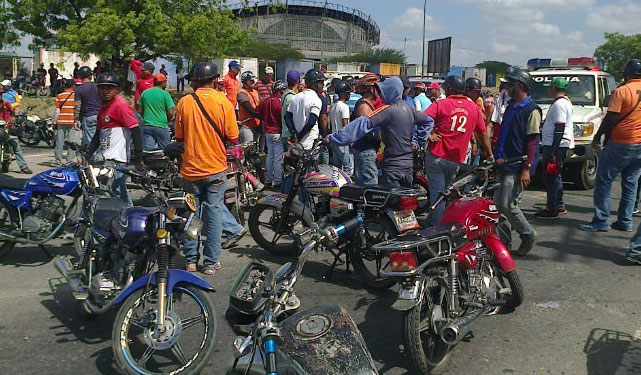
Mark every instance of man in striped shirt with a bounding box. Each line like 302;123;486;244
54;79;81;165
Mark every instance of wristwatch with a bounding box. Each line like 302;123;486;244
523;162;532;170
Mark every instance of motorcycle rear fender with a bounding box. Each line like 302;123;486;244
392;278;426;311
483;232;516;273
257;194;314;226
112;270;214;305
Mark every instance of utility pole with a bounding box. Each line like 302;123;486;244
421;0;427;78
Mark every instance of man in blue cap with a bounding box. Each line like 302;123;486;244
224;60;242;107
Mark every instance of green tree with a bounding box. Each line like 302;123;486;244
594;32;641;81
332;48;406;65
0;5;19;49
476;60;512;74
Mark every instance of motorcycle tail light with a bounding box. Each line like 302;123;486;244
398;196;418;211
390;252;418;272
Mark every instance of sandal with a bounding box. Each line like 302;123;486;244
203;262;221;275
185;263;197;272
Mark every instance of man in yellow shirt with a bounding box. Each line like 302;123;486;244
175;62;243;275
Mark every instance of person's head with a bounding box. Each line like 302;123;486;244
465;77;482;101
49;63;54;68
442;75;465;97
154;73;168;89
40;63;44;68
74;62;79;67
355;73;380;98
1;80;11;90
427;82;441;98
286;70;301;91
96;72;120;103
505;69;532;99
96;61;101;66
228;61;242;77
544;77;568;98
77;66;93;82
304;68;326;94
400;76;412;98
142;62;155;78
334;81;353;102
272;80;287;96
328;77;341;94
161;64;166;69
414;82;426;96
186;61;220;89
214;76;225;91
241;71;257;89
264;66;274;82
623;59;641;82
64;79;75;90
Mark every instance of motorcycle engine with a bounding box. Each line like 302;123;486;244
89;271;122;306
23;196;65;239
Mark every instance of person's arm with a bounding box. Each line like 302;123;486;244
167;107;176;121
223;98;240;144
137;97;144;117
412;111;434;147
329;115;374;146
164;92;176;121
86;128;100;159
285;111;296;135
319;113;329;136
130;59;143;79
414;97;421;111
296;113;319;139
174;100;184;142
594;112;621;146
240;101;259;118
520;109;542;188
74;95;82;128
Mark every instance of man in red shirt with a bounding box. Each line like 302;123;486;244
86;72;143;204
0;89;32;173
130;59;155;112
425;75;493;225
257;80;286;187
254;66;274;102
223;60;242;108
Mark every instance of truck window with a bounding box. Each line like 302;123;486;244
599;77;608;104
531;75;596;106
607;76;617;93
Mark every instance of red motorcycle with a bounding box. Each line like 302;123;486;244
372;157;525;374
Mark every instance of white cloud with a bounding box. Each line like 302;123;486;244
532;22;561;36
389;7;440;32
449;0;595;10
492;42;518;54
568;31;583;42
586;0;641;34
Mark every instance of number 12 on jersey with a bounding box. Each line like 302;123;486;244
450;114;468;133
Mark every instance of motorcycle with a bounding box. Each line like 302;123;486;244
54;167;216;375
22;76;48;97
248;140;425;289
18;115;56;148
225;226;378;375
0;120;15;173
371;157;526;374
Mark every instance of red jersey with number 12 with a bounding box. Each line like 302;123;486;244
425;95;486;163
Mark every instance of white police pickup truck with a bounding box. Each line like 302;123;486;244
529;67;617;189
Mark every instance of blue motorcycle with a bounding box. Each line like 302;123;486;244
53;167;216;375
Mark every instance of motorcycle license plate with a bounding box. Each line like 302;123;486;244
393;210;419;232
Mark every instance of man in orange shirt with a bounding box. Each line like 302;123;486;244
581;59;641;235
54;79;81;165
176;61;243;275
223;60;242;108
237;71;261;143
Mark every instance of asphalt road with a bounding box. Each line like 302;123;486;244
2;144;641;375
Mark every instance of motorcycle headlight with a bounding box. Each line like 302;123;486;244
574;122;594;138
184;213;203;241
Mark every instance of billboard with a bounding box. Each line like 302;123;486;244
427;37;452;73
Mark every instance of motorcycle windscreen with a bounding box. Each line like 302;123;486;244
279;304;378;375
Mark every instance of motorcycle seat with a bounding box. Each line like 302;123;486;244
93;197;129;230
0;174;29;190
416;222;468;248
338;183;407;202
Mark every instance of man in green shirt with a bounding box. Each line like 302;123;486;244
280;70;300;152
138;73;176;149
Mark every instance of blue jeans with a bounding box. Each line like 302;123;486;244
379;169;413;188
591;142;641;230
331;144;353;176
182;172;233;267
425;152;460;226
542;146;568;211
104;160;131;205
8;137;27;167
353;148;378;185
81;115;97;147
143;125;171;150
319;144;330;165
265;133;283;184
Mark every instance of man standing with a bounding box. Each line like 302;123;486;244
257;80;286;188
1;80;21;110
329;77;434;187
329;81;354;175
465;78;485;165
581;59;641;234
494;69;541;255
36;63;46;80
74;66;101;147
350;74;383;185
401;77;415;109
93;61;102;79
424;75;492;225
125;65;136;96
535;78;573;219
72;62;80;79
224;60;242;108
175;62;242;275
159;64;168;78
428;82;445;101
284;69;325;150
414;83;432;112
176;65;185;92
0;89;31;174
137;73;176;150
280;70;300;153
255;66;275;102
237;71;261;143
54;79;80;165
48;63;59;96
130;60;155;113
86;73;144;204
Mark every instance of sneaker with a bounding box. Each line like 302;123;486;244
557;205;568;215
20;166;33;174
513;234;536;256
611;221;633;232
579;222;609;232
535;208;559;220
626;255;641;265
633;208;641;217
223;227;247;249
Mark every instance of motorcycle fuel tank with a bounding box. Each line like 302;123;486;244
440;197;499;240
112;207;154;249
25;168;80;196
303;165;352;198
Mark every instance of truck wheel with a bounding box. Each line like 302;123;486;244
572;156;597;190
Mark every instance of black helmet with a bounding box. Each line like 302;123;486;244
78;66;93;79
443;75;465;94
334;81;353;95
240;71;257;83
330;78;341;87
465;77;482;91
272;80;287;93
95;72;120;87
624;59;641;78
506;69;533;91
304;68;325;85
187;62;219;81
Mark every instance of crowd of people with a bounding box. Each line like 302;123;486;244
4;56;641;272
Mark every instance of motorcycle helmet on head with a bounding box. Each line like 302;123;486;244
241;71;257;83
505;69;533;91
304;68;326;86
186;62;219;81
95;72;120;87
443;75;465;94
334;81;353;95
624;59;641;78
77;66;93;79
465;77;482;91
272;80;287;93
356;73;380;89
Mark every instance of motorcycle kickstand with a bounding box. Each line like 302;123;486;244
323;249;346;280
39;245;53;259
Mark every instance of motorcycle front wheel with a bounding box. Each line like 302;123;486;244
37;88;48;97
248;204;308;256
349;215;398;290
18;128;40;146
112;284;217;375
0;201;17;259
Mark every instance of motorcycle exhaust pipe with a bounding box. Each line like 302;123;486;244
244;172;264;191
53;256;87;298
440;306;493;345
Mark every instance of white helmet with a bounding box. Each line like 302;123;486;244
1;80;11;87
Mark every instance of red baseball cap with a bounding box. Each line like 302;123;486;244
427;82;441;90
154;73;167;82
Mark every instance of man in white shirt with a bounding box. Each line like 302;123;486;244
329;81;353;175
284;69;325;150
535;77;574;219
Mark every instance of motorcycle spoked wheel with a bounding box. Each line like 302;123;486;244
0;201;17;260
348;216;398;290
248;204;308;256
488;263;524;313
112;284;217;375
404;284;452;375
497;214;513;251
18;128;40;146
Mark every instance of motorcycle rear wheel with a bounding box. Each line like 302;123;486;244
248;204;308;256
18;129;40;146
0;201;17;260
349;216;398;290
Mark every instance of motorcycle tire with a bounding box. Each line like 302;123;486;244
497;214;513;251
18;129;40;147
404;284;452;375
37;88;48;98
349;216;398;290
500;269;524;313
248;204;308;256
112;284;217;375
0;200;17;260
